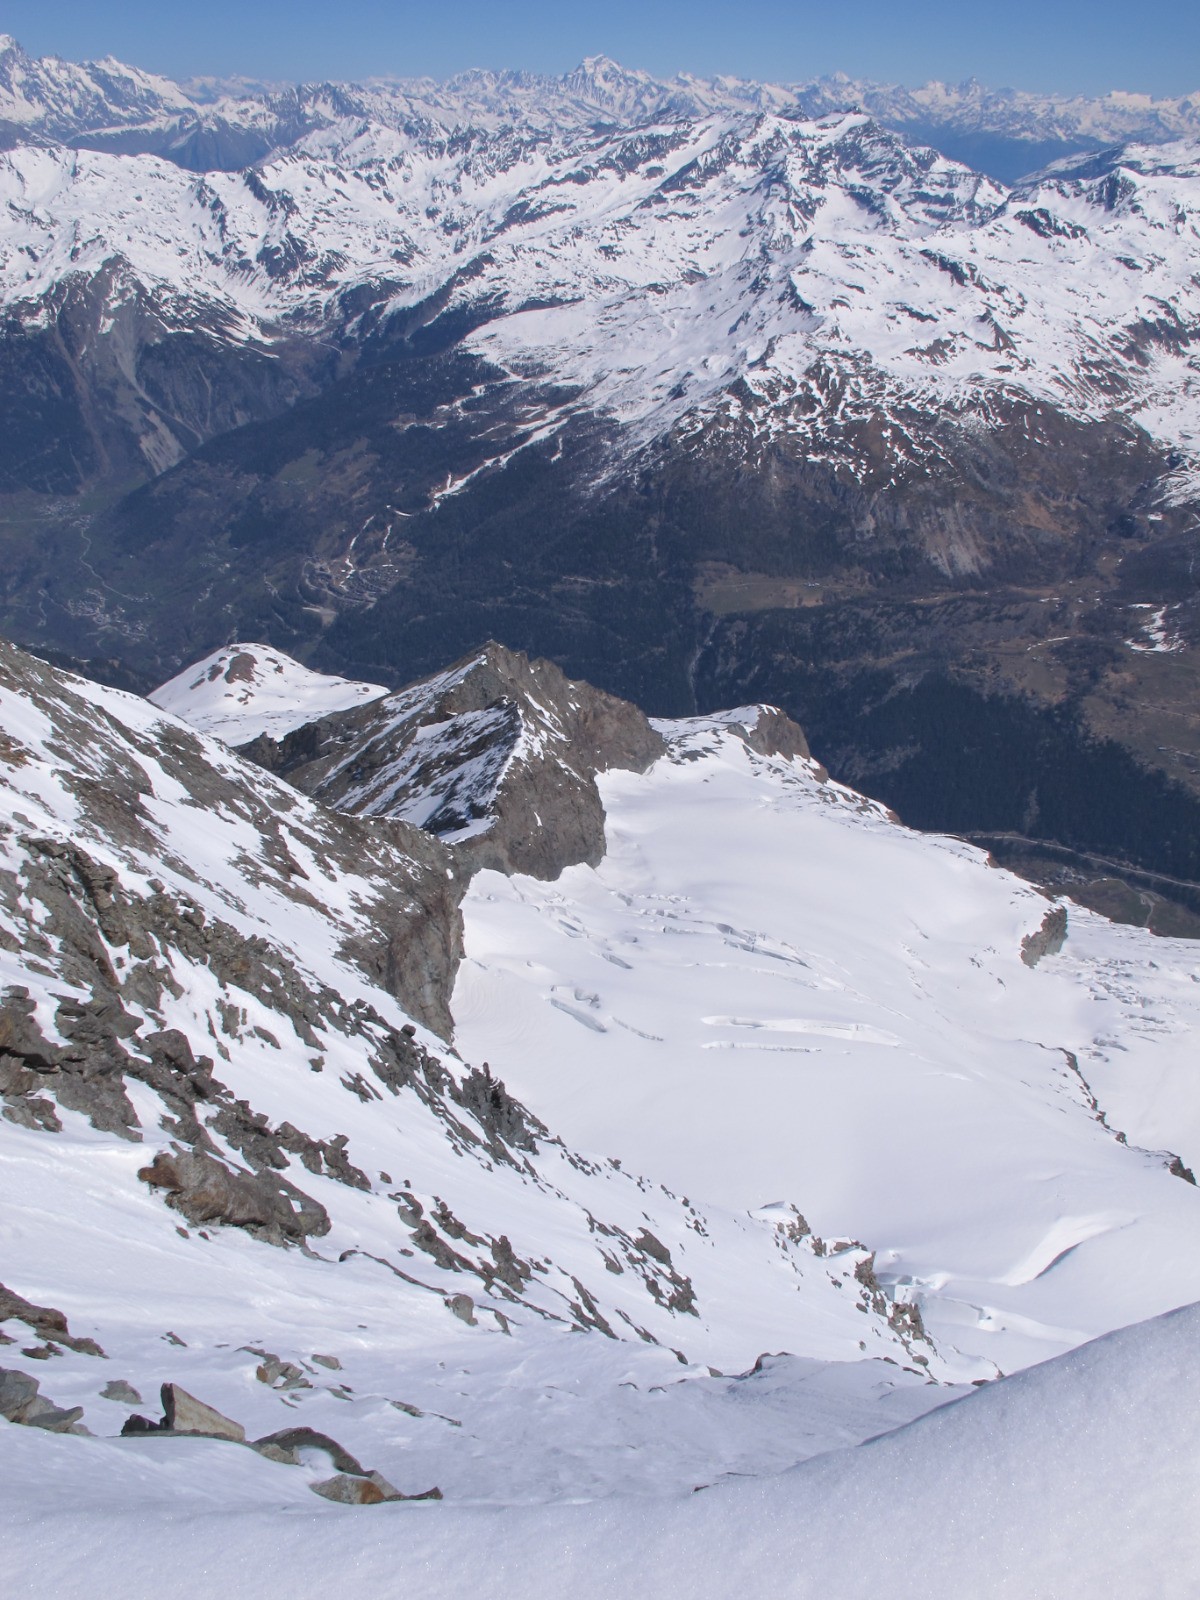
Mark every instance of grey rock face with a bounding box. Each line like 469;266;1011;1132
1021;905;1069;966
138;1147;331;1245
242;641;667;882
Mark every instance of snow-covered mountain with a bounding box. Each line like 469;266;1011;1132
3;97;1197;487
6;635;1200;1591
2;35;1198;176
0;37;1199;971
148;642;388;742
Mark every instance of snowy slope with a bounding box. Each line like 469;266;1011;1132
453;710;1200;1377
148;642;388;743
5;1298;1199;1599
6;639;1200;1589
0;639;957;1513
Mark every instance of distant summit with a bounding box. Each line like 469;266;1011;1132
0;35;1197;179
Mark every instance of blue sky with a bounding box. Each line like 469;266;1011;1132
5;0;1198;96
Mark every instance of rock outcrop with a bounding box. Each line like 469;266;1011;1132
1021;905;1069;966
240;643;667;881
0;1366;86;1432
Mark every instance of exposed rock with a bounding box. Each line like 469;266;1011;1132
1021;905;1069;966
310;1472;392;1505
311;1353;342;1371
309;1471;441;1505
100;1379;142;1404
137;1147;330;1245
250;1427;364;1473
634;1229;673;1266
0;1365;39;1420
242;642;667;882
256;1356;312;1391
453;1063;546;1156
120;1383;246;1441
717;706;814;763
162;1382;246;1441
21;1398;87;1433
0;1281;104;1356
0;1364;85;1431
445;1293;478;1327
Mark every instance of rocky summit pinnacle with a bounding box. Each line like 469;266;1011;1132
235;642;668;880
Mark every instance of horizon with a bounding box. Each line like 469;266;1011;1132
4;35;1199;103
0;0;1197;102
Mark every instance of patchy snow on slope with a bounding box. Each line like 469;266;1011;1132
1;640;960;1528
148;643;388;743
1125;602;1187;654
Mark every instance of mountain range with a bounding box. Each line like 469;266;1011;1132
0;36;1198;924
3;35;1200;179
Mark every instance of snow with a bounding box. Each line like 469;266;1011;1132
454;716;1200;1377
148;643;388;743
7;646;1200;1590
1;79;1198;491
1;642;961;1528
4;1301;1200;1599
1125;603;1187;654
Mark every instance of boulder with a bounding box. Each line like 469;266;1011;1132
20;1396;86;1432
310;1472;391;1505
161;1382;245;1442
445;1293;478;1327
100;1378;142;1405
0;1364;85;1431
309;1470;439;1505
250;1427;364;1474
0;1365;39;1420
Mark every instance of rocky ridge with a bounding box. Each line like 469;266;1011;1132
239;641;666;879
